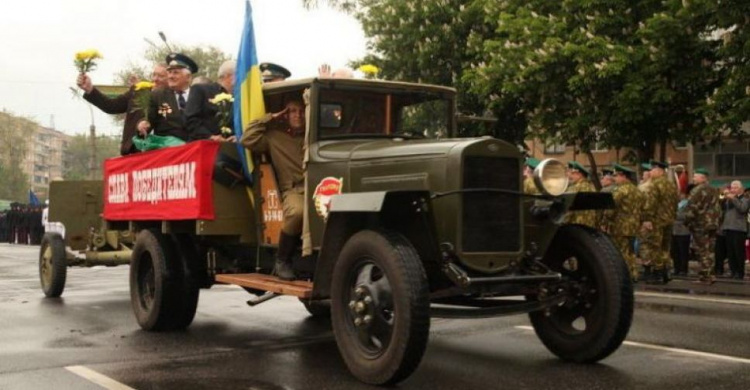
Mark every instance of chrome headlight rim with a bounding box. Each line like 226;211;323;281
533;158;569;197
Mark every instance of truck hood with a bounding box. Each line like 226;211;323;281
316;138;479;161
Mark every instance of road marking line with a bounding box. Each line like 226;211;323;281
514;326;750;364
635;291;750;306
65;365;136;390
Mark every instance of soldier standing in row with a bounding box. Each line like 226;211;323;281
605;164;643;281
600;168;615;193
640;161;679;284
0;211;6;242
17;205;29;245
523;157;540;194
7;203;19;244
685;168;722;284
563;161;598;228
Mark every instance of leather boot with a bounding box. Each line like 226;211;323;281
275;232;297;281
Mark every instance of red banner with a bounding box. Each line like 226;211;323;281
103;141;220;221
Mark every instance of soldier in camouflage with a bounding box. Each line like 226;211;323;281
685;168;721;284
523;157;540;195
603;164;643;281
639;160;679;284
597;167;616;229
563;161;598;228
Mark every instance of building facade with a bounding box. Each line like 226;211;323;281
24;126;70;200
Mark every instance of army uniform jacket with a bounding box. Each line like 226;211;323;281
185;82;232;141
241;113;305;193
147;88;189;141
685;183;721;231
563;179;597;227
606;181;642;237
642;176;678;228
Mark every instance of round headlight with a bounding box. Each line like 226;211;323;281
533;159;568;196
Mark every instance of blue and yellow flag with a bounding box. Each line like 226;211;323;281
233;0;266;183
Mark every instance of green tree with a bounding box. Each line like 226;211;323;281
114;44;233;85
63;133;120;180
0;111;31;201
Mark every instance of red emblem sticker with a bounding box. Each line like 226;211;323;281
313;177;343;219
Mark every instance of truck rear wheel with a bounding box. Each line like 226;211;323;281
529;225;633;363
39;233;67;298
130;229;197;331
331;230;429;385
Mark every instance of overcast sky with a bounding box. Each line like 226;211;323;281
0;0;366;136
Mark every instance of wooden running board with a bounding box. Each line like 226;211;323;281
215;273;313;298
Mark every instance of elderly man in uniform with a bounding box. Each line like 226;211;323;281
719;180;748;280
685;168;721;284
137;53;199;141
260;62;291;83
523;157;540;194
185;60;237;141
639;160;679;284
604;164;643;281
77;64;168;155
241;97;305;280
563;161;597;227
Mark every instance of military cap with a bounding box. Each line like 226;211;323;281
694;167;710;176
650;160;668;169
259;62;291;82
525;157;540;169
640;162;652;171
613;163;635;174
166;53;199;74
601;167;614;176
568;161;590;177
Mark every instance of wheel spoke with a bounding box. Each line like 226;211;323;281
369;310;394;347
355;263;375;287
370;275;392;306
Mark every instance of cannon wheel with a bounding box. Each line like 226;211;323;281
529;225;633;363
331;230;430;385
39;233;67;298
130;228;197;331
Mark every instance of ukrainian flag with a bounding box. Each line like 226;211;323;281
233;0;265;183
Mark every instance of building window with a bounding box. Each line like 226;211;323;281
34;175;43;184
544;141;566;154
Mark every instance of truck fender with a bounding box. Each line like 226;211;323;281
311;191;442;299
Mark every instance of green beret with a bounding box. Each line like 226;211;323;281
640;162;652;171
650;160;668;169
568;161;590;177
694;167;710;176
613;163;635;174
525;157;540;169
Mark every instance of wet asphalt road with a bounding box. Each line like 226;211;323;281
1;243;750;390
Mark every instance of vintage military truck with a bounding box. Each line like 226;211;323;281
41;77;632;386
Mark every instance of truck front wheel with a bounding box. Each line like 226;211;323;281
130;229;196;331
331;230;430;385
39;233;67;298
529;225;633;363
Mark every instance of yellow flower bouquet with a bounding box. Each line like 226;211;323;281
132;81;155;119
358;64;380;79
74;49;102;74
209;92;235;138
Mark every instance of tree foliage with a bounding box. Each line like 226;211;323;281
63;133;120;181
0;111;31;201
114;44;233;85
308;0;747;162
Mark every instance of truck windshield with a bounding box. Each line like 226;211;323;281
318;89;450;140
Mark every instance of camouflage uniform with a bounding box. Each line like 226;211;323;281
685;182;721;278
639;175;679;274
563;179;597;227
605;181;643;280
523;176;539;195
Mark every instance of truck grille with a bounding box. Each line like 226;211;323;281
462;156;520;252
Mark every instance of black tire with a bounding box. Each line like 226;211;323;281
130;229;193;331
39;233;67;298
331;230;430;385
529;225;634;363
300;299;331;319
